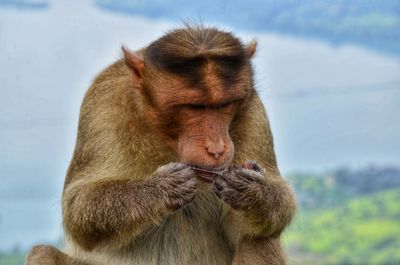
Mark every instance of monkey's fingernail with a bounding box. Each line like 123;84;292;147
242;161;252;169
221;172;233;181
242;160;262;173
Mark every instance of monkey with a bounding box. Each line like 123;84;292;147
25;24;296;265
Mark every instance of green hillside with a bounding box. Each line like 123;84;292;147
284;188;400;265
0;254;23;265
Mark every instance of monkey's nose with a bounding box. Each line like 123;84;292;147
205;139;225;160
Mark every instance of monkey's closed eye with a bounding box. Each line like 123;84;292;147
215;99;242;110
185;104;207;110
216;102;232;109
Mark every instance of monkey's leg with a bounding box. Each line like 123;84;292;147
232;237;286;265
25;245;86;265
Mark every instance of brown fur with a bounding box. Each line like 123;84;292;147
25;25;296;265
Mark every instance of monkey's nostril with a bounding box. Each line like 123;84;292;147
205;145;224;160
205;138;225;159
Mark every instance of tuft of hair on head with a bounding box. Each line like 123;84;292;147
144;23;250;77
154;25;245;56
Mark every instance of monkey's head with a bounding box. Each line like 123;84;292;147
123;26;257;171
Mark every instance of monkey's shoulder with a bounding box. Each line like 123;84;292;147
94;60;131;84
82;60;133;105
79;60;139;124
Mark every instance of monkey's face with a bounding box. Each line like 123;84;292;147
148;65;250;171
122;28;256;170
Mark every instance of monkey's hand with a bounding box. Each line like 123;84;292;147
213;160;296;237
213;161;266;211
153;162;198;211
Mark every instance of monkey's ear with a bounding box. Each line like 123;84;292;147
122;46;144;85
245;39;257;59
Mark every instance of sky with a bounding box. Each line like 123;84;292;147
0;0;399;251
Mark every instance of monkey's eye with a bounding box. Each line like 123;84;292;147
216;102;232;109
215;99;241;110
185;104;207;110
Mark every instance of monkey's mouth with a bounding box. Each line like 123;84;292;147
190;166;226;183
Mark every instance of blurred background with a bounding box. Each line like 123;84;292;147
0;0;399;264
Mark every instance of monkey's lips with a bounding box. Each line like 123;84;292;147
191;166;226;183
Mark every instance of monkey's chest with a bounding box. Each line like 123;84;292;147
126;196;233;265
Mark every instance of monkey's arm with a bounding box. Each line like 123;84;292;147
63;176;166;251
63;163;196;251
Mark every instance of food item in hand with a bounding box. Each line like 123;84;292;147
191;166;226;183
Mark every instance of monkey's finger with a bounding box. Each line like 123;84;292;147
213;178;237;198
181;177;198;189
216;179;244;198
172;168;196;180
172;177;192;187
213;183;248;210
169;198;192;210
178;166;196;175
159;162;186;172
219;190;246;210
220;172;250;192
212;184;222;199
234;168;264;184
171;189;195;201
214;176;238;193
167;171;196;187
213;177;225;191
213;174;244;195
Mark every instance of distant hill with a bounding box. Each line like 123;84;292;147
285;188;400;265
95;0;400;55
288;165;400;210
285;165;400;264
